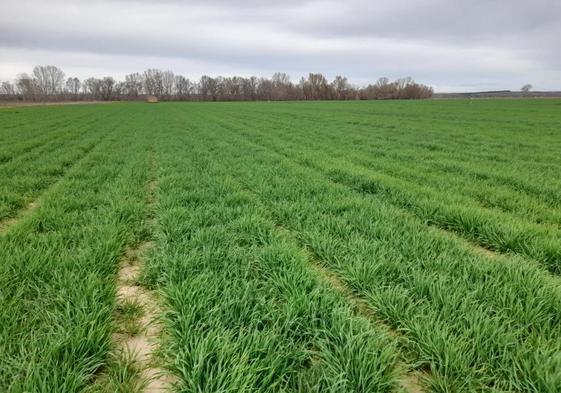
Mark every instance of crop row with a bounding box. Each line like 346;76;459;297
2;101;560;392
198;105;561;272
220;102;561;204
226;101;561;173
0;106;108;162
142;119;408;392
0;112;152;391
175;106;561;392
0;107;128;222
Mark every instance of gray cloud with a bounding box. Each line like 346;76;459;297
0;0;559;91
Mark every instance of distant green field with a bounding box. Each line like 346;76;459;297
1;100;561;392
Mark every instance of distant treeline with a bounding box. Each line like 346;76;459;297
0;65;433;102
433;91;561;99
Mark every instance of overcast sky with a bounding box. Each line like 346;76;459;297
1;0;559;92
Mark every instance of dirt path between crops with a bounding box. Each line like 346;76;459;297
115;243;173;392
0;201;39;235
110;151;174;392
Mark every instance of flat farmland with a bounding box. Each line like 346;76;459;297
1;99;561;392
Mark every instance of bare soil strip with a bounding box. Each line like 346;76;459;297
274;225;426;393
114;244;173;392
110;151;173;392
0;201;39;235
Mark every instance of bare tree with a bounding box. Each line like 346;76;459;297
124;73;143;98
395;77;413;98
300;77;311;100
162;70;175;99
375;77;394;99
521;84;533;93
332;75;352;100
360;77;432;100
143;69;164;97
5;65;434;102
396;77;413;89
99;77;115;100
271;72;292;100
84;77;102;99
230;77;244;100
199;75;218;101
257;78;274;101
403;82;433;99
216;77;242;101
307;73;330;100
32;65;65;97
241;77;258;101
376;77;389;87
174;75;192;99
65;77;81;97
0;81;16;96
16;73;39;101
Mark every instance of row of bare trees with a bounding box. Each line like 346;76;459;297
0;66;433;102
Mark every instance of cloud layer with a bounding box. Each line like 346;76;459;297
1;0;559;91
